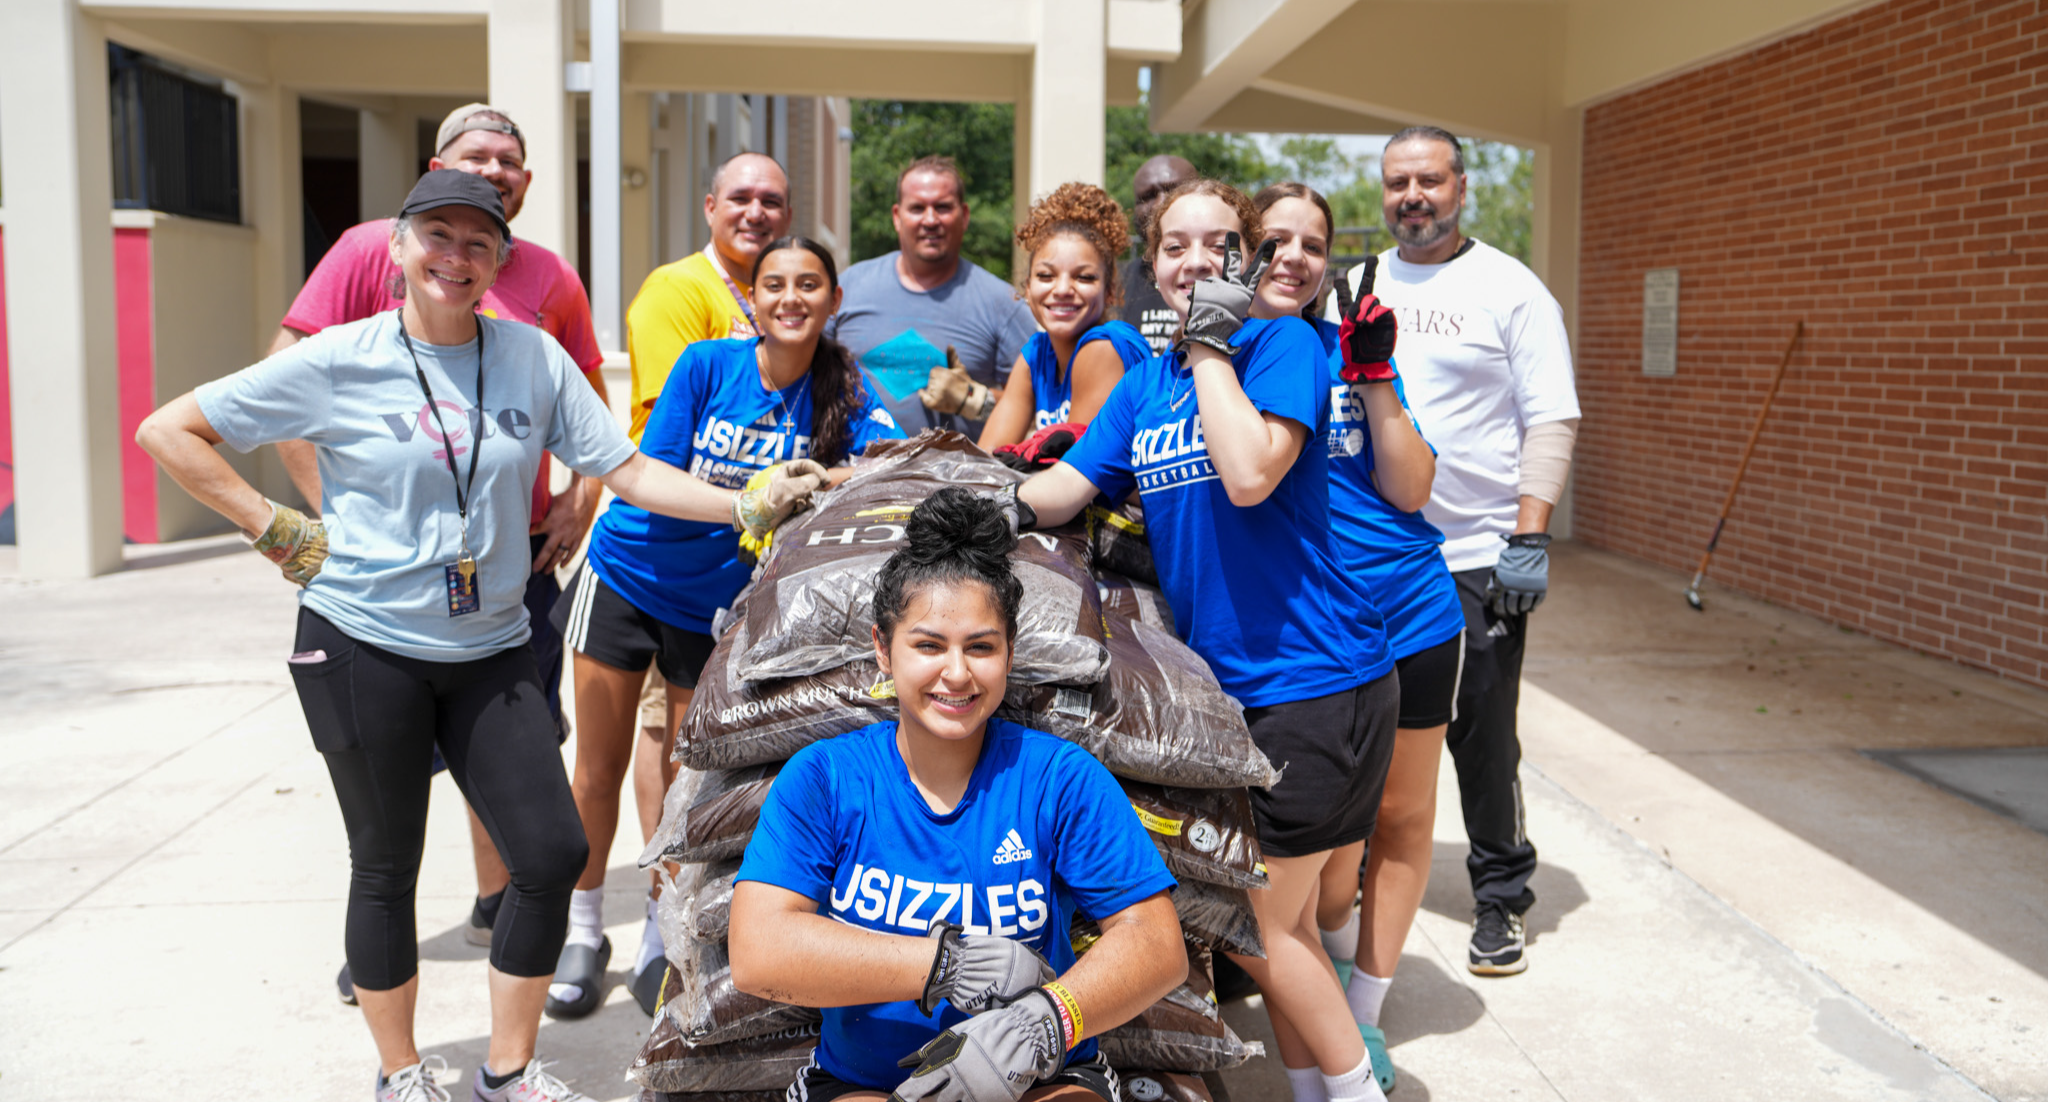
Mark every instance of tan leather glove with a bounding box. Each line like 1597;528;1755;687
920;346;995;420
731;459;830;541
250;499;328;587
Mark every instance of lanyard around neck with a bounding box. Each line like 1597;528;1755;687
397;311;485;546
705;245;757;325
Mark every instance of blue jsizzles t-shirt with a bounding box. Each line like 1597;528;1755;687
197;312;636;661
1313;319;1464;659
587;337;903;633
1060;316;1394;707
736;719;1175;1091
826;253;1039;437
1022;320;1152;430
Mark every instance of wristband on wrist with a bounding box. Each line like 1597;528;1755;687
1505;532;1552;549
1040;982;1083;1049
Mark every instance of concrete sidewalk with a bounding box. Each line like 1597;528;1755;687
1;541;2041;1101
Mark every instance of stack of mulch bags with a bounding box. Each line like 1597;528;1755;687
628;432;1275;1102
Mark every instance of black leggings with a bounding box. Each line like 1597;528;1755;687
289;608;588;991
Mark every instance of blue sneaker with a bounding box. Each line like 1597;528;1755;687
1359;1022;1395;1094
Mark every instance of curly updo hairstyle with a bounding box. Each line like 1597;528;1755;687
1141;178;1263;265
872;487;1025;645
1015;182;1132;306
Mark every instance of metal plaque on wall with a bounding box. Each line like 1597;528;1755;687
1642;267;1679;377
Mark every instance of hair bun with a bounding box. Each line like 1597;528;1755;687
904;486;1016;568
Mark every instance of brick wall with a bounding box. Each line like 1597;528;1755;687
1572;0;2048;688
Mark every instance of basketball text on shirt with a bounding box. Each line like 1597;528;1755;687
689;409;811;487
1129;414;1218;493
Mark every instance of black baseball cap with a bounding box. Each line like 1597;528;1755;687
399;169;511;241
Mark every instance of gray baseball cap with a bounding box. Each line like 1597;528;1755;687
435;103;524;157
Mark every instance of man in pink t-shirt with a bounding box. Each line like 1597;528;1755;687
268;104;608;1002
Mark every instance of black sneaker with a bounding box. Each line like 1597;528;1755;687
337;962;357;1005
465;889;505;948
1468;904;1527;975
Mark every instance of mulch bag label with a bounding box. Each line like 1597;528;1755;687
737;432;1108;686
672;615;896;773
1122;780;1268;892
1114;1072;1215;1102
1087;500;1156;586
628;989;819;1094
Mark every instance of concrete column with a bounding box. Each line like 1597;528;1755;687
1029;0;1107;195
589;0;622;349
358;108;416;223
0;0;124;576
241;80;303;355
1012;77;1032;278
488;0;574;263
1529;105;1582;540
621;91;654;296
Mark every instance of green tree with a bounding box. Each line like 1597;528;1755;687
1103;104;1275;225
849;100;1019;279
1462;140;1533;265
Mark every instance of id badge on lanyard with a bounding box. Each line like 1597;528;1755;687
399;312;487;617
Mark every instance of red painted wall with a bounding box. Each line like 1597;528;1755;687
1573;0;2048;688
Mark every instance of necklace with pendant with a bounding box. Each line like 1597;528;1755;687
1167;353;1195;412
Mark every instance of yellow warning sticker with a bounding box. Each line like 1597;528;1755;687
867;677;897;700
1133;806;1183;836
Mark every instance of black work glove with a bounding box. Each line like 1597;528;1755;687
1332;257;1399;384
989;484;1039;536
892;989;1070;1102
918;921;1057;1016
1177;233;1276;358
1487;533;1552;616
992;422;1084;472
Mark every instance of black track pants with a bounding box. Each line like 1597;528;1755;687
1446;567;1538;916
289;608;589;991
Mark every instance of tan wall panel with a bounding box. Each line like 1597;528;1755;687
147;215;261;540
624;42;1027;103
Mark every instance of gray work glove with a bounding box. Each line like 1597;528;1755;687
1178;232;1276;358
892;989;1069;1102
919;921;1057;1016
1486;533;1552;616
986;484;1039;538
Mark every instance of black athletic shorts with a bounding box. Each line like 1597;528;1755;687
784;1053;1119;1102
1240;670;1400;858
1393;630;1465;729
550;561;716;687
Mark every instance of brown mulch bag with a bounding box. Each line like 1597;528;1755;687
1173;879;1264;959
643;762;780;865
627;1000;818;1093
672;614;897;771
660;934;820;1047
1087;500;1157;587
1113;1071;1215;1102
1000;614;1274;790
736;432;1108;687
661;858;741;942
1122;781;1267;891
1096;986;1264;1072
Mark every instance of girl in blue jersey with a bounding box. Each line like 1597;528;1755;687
1019;179;1397;1102
729;488;1185;1102
1251;184;1463;1096
980;183;1152;464
546;236;903;1019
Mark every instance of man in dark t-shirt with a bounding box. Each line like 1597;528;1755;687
1117;154;1196;354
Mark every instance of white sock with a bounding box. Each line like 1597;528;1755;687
1322;1052;1387;1102
637;893;666;974
567;888;605;949
1285;1066;1329;1102
547;889;606;1005
1319;908;1360;964
1345;970;1394;1027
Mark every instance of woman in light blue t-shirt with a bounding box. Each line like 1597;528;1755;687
136;171;826;1102
728;488;1184;1102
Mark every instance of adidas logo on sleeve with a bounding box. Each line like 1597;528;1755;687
992;829;1034;865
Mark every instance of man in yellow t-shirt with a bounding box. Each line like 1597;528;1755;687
625;151;793;439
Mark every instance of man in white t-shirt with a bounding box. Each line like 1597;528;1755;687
1336;126;1580;977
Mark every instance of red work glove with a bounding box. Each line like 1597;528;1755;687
993;422;1085;472
1333;256;1399;384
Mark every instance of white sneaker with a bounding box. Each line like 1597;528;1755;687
468;1059;591;1102
376;1057;452;1102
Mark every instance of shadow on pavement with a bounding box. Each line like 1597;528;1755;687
1416;840;1588;945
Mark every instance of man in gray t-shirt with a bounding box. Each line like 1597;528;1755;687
827;156;1037;438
